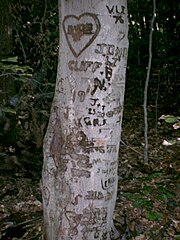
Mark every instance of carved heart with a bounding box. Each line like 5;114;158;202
63;13;101;57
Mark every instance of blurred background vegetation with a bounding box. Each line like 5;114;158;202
0;2;179;238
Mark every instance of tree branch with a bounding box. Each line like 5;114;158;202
143;0;156;163
13;25;27;62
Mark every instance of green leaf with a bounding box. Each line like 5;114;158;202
142;185;152;195
147;211;163;221
157;185;176;199
149;172;163;179
165;116;178;124
2;107;16;114
1;56;18;63
123;192;153;210
133;198;153;210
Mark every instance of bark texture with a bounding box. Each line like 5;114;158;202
42;0;128;239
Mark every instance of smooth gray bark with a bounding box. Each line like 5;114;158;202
42;0;128;239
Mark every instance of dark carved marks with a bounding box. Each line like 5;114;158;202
83;117;106;127
105;66;113;81
42;186;50;206
95;66;112;89
81;95;122;128
64;129;92;154
85;191;104;200
50;118;67;171
68;60;102;73
85;190;115;201
91;78;107;95
95;44;127;58
113;14;124;24
71;168;91;178
61;129;93;178
65;211;82;237
63;13;101;57
56;180;72;208
106;5;125;24
78;90;86;102
81;205;108;239
101;177;116;190
107;144;117;153
71;194;82;206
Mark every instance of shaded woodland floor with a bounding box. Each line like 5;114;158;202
0;104;179;240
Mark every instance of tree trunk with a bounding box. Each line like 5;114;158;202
42;0;128;239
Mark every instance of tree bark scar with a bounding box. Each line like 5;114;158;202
50;119;66;171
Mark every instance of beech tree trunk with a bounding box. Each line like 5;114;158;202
42;0;128;239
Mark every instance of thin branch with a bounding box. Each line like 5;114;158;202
13;25;27;62
40;0;47;34
0;72;32;77
155;73;160;134
120;139;143;156
143;0;156;163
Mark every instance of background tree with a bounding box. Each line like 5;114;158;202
127;0;179;111
42;0;128;239
0;0;13;58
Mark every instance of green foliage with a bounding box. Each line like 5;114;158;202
147;211;163;221
11;0;59;71
0;0;12;58
159;114;180;146
0;57;33;73
2;107;16;114
0;0;57;152
122;171;177;222
141;185;152;195
149;172;163;179
122;192;153;210
159;115;180;124
165;116;178;124
157;184;176;201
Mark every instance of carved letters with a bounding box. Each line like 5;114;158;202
101;177;116;190
42;2;128;239
80;205;108;239
63;13;101;57
85;190;115;201
106;5;126;24
95;44;127;58
59;5;127;232
71;168;91;178
68;60;102;72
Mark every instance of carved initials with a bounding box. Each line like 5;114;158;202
106;5;114;14
91;78;106;95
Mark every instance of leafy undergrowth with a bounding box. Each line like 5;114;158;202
115;104;180;239
0;105;179;239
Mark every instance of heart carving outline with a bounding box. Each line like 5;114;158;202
63;13;101;57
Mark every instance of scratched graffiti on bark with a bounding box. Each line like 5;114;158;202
63;13;101;57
